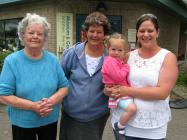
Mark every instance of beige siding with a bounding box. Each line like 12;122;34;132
0;0;181;55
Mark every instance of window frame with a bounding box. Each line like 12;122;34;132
0;18;22;51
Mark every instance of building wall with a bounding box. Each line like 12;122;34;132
0;0;181;55
0;0;56;53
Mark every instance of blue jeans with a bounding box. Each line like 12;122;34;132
113;129;165;140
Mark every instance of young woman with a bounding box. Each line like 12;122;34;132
105;13;178;140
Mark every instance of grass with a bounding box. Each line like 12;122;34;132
176;69;187;86
0;50;12;72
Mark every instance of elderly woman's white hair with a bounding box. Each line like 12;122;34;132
17;13;51;45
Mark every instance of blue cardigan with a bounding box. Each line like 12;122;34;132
61;42;109;122
0;50;69;128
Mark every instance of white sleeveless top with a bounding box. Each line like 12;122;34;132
111;48;171;139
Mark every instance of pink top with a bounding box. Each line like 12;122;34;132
101;56;130;86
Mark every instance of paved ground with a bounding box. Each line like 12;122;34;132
0;105;187;140
0;85;187;140
102;108;187;140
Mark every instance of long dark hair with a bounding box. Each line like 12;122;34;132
136;13;159;47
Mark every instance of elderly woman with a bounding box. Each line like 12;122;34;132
0;13;69;140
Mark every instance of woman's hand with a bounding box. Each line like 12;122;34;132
104;85;122;99
103;85;113;96
112;86;122;99
32;98;53;117
38;98;53;117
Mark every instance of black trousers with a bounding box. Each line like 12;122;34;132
59;111;110;140
113;129;165;140
12;121;58;140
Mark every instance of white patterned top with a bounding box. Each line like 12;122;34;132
127;48;171;128
111;48;171;139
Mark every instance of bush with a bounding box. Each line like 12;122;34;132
177;70;187;86
0;50;12;72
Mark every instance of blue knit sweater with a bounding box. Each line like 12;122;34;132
0;49;68;128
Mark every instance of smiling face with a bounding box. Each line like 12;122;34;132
137;20;159;48
23;23;45;50
108;38;126;60
86;24;105;48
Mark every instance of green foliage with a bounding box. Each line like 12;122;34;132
0;50;12;72
177;70;187;86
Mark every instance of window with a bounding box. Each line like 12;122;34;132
0;18;22;52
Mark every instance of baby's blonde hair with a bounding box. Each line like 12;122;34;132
104;32;129;51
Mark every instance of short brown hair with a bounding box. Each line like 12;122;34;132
83;11;111;35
